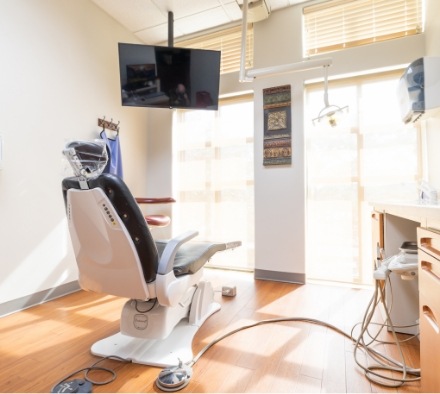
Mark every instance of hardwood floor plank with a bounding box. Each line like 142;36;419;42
293;374;322;393
0;269;421;393
321;330;347;393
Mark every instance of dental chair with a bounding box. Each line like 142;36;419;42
61;140;240;367
100;129;175;228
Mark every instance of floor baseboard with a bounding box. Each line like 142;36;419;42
254;268;305;284
0;281;81;317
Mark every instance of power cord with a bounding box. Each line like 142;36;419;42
184;278;420;389
351;278;420;387
134;298;157;313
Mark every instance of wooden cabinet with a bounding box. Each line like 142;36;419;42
372;202;440;391
418;227;440;393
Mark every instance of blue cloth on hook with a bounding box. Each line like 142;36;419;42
100;130;123;179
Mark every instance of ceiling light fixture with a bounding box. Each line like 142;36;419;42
312;65;349;127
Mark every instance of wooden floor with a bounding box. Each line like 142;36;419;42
0;269;420;393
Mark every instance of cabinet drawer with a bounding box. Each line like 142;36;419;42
418;228;440;392
420;301;440;392
418;227;440;259
419;250;440;306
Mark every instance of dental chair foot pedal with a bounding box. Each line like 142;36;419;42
222;285;236;297
52;379;92;393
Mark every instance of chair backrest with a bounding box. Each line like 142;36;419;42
62;173;159;300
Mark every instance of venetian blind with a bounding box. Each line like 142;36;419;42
304;70;419;285
303;0;424;56
176;25;254;74
172;95;255;270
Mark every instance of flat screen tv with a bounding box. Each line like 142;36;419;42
118;43;221;110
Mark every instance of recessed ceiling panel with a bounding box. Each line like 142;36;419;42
135;23;186;44
91;0;310;44
91;0;166;32
222;2;243;21
175;7;234;36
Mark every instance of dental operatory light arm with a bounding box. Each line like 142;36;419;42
238;0;332;81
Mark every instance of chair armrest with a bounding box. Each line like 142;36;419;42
135;197;176;204
146;215;171;227
157;230;199;275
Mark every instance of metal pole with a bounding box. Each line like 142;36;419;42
168;11;174;47
239;0;252;82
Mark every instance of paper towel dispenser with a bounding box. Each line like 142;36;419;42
398;57;440;123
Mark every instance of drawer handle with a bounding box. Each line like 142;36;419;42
420;237;440;256
420;260;440;281
422;305;440;334
421;261;440;283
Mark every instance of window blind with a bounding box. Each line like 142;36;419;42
303;0;423;56
176;25;254;74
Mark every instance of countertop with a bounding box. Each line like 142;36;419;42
371;200;440;224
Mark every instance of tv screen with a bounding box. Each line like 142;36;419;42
118;43;221;110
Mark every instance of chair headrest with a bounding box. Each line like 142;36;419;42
63;140;108;179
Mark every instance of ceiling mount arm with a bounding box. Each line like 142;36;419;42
323;64;330;107
238;0;332;81
239;0;253;82
312;64;349;127
168;11;174;47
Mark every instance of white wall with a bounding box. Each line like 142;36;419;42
144;109;174;239
0;0;148;309
425;0;440;57
421;0;440;190
250;4;426;281
143;2;428;283
1;0;432;310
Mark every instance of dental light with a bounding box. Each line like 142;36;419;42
312;64;349;127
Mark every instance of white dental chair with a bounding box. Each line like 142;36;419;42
61;140;240;367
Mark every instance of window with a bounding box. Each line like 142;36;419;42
176;25;254;74
305;71;420;285
303;0;424;57
172;95;254;270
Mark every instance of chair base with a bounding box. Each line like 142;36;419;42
91;301;220;367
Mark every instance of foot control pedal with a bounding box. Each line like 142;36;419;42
52;379;93;393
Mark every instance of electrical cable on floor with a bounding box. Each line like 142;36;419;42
183;276;420;389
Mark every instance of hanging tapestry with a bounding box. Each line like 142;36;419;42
263;84;292;166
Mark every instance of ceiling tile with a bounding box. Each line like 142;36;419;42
175;7;234;36
92;0;310;45
151;0;223;19
91;0;166;32
222;2;243;21
135;25;179;44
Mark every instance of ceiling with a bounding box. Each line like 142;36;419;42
91;0;309;44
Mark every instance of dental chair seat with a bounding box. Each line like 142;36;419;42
61;141;241;367
157;240;240;277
